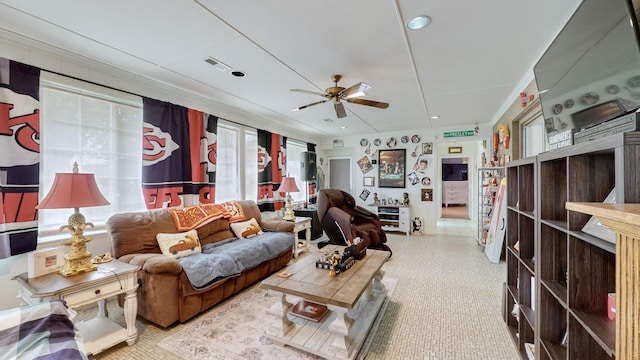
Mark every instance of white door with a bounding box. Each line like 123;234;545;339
328;156;352;193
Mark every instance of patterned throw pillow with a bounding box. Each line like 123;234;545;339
156;229;202;259
230;218;264;239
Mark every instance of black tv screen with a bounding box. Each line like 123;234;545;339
534;0;640;134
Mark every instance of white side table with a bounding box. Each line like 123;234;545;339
291;216;311;258
13;259;139;355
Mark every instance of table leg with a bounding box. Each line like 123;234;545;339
305;226;311;253
267;290;294;336
123;289;138;345
327;304;353;358
97;299;108;318
373;269;387;295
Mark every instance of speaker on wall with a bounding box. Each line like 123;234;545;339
301;151;317;181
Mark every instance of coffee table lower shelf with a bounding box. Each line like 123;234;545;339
265;281;387;360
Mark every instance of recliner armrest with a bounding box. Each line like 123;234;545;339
261;219;295;232
119;253;183;274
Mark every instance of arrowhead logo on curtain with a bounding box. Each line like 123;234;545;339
0;57;40;258
142;123;180;166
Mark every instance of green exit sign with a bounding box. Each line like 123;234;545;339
443;130;475;138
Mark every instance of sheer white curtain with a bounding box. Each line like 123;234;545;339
286;140;306;202
215;121;257;202
39;73;144;238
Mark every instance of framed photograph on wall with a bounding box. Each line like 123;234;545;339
27;247;65;278
378;149;406;188
363;176;375;187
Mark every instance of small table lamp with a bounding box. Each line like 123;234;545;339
35;162;110;277
276;177;299;221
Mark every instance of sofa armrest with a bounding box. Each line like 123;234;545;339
119;253;183;274
262;219;295;232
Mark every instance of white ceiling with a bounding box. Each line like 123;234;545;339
0;0;581;138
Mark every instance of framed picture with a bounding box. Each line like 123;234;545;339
378;149;406;188
582;189;616;242
359;189;371;201
363;176;375;187
421;188;433;201
357;155;374;174
422;142;433;154
27;247;65;278
448;146;462;154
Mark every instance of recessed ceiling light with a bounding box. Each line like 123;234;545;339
407;16;431;30
430;115;440;119
340;126;348;129
231;70;245;77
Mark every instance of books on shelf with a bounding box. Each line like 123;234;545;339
289;300;329;322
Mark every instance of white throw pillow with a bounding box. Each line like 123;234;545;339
230;218;264;239
156;230;202;258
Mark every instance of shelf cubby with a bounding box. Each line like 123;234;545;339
539;286;567;360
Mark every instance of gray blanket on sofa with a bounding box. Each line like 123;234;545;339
178;231;294;289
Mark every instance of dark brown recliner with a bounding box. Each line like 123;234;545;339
316;189;391;256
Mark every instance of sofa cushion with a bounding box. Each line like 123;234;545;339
157;230;202;259
178;231;294;289
230;218;264;239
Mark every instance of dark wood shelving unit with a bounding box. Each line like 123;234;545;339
505;132;640;360
505;156;537;359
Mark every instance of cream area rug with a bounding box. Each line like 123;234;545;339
158;277;397;360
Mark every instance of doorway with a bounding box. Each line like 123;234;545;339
328;156;352;193
441;157;470;219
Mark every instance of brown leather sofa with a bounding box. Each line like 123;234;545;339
316;189;391;255
107;200;294;327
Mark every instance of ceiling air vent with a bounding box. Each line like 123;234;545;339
205;57;231;72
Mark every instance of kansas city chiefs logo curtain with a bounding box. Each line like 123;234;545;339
141;98;217;209
0;57;40;258
257;129;286;213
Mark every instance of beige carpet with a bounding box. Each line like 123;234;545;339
89;225;518;360
156;277;396;360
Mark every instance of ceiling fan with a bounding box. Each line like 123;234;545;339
290;74;389;118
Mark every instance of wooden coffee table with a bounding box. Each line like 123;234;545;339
261;244;390;360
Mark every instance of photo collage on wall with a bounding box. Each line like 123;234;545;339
357;135;433;202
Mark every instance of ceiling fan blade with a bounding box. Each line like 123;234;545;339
334;102;347;118
292;99;329;111
290;89;328;97
340;82;371;98
345;97;389;109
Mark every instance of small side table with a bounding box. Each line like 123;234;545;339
13;259;139;355
291;216;311;258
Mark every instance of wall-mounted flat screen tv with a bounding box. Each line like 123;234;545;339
534;0;640;136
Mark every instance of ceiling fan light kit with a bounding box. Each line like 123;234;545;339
290;74;389;118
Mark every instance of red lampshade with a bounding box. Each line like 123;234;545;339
36;172;110;209
276;177;300;193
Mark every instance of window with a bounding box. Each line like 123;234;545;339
39;73;144;238
215;121;257;202
286;140;307;202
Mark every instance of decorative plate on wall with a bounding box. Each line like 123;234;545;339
580;92;600;105
386;137;397;148
628;75;640;88
411;135;421;143
360;138;369;146
606;84;620;94
401;135;409;143
374;138;381;146
552;104;563;114
564;99;575;109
